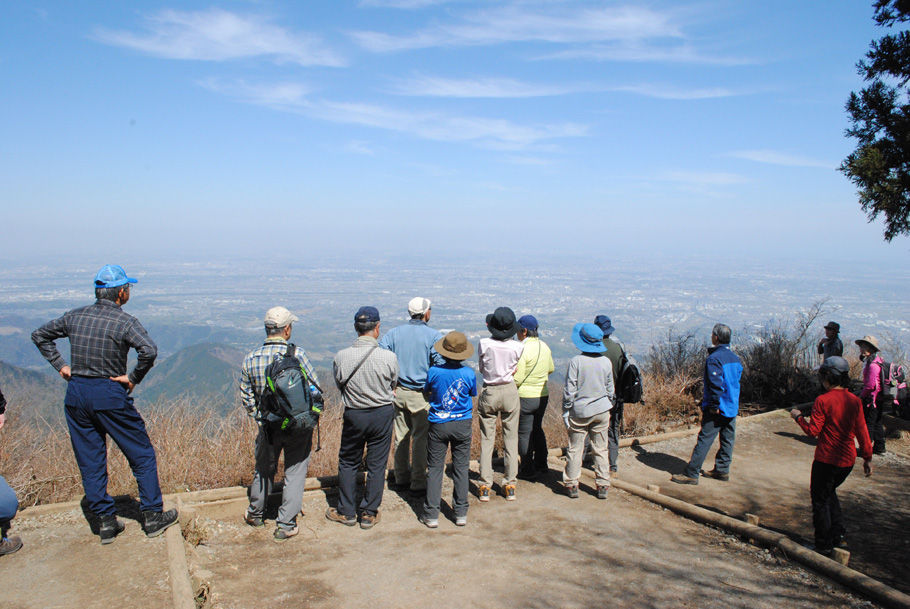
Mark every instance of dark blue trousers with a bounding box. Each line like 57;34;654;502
336;404;394;518
0;475;18;537
64;377;163;516
683;410;736;479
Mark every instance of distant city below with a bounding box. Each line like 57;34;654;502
1;255;908;374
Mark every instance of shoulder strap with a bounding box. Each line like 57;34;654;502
285;343;296;359
339;346;378;393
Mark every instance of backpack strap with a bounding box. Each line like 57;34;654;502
285;343;296;359
339;346;378;394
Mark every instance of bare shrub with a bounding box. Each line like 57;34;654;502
645;328;707;383
737;301;829;406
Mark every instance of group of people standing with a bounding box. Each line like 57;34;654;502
0;264;888;559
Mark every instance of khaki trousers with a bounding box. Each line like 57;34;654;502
393;387;430;490
564;410;611;487
478;382;520;487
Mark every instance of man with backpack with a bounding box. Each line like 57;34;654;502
240;306;322;541
594;315;626;475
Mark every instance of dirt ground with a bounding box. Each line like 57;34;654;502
1;410;905;609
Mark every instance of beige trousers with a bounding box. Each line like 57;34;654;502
392;387;430;490
563;410;611;487
477;382;520;487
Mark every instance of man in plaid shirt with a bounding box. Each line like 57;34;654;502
31;264;177;544
239;306;321;542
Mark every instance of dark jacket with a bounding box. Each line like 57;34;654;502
701;344;743;418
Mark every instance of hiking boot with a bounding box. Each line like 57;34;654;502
143;509;179;538
0;535;23;556
418;515;438;529
478;485;491;502
244;511;264;528
503;484;516;501
702;468;729;481
359;511;381;530
324;507;356;527
273;526;298;542
670;473;699;485
99;515;124;545
596;485;609;500
566;484;579;499
455;515;467;527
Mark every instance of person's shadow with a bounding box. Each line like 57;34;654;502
80;495;143;534
774;431;816;446
631;445;688;474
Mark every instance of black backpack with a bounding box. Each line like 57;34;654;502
618;350;644;404
259;344;323;433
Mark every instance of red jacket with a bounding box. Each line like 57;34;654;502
797;388;873;467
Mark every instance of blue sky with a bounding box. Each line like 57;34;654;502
2;1;908;264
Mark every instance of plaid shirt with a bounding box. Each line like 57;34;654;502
0;385;6;415
239;337;320;417
31;299;157;385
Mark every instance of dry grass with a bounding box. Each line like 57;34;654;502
0;371;720;507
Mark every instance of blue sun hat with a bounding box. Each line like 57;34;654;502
571;322;606;353
93;264;137;289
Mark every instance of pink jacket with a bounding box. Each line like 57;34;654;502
861;355;882;406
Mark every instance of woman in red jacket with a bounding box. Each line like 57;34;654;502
790;356;872;555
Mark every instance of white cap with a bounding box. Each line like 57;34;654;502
408;297;431;317
264;306;298;328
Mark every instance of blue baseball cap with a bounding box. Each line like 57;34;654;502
572;322;606;353
94;264;137;289
593;314;615;336
518;315;539;332
354;306;380;323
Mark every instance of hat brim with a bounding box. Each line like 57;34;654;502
597;323;615;336
434;337;474;361
95;277;137;288
489;324;518;340
572;327;607;353
855;338;879;352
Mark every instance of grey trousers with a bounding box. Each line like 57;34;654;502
248;424;313;529
423;419;472;520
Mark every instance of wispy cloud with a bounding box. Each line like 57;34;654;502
541;43;755;66
94;9;345;67
359;0;451;8
389;75;589;98
659;171;750;186
345;140;376;156
391;75;745;100
351;5;682;52
727;149;833;169
201;79;587;150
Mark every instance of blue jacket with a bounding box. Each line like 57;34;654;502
702;344;743;417
378;319;444;390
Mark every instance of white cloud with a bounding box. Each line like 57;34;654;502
345;140;376;156
610;84;743;100
94;9;345;67
659;171;750;186
390;75;587;98
351;5;682;52
359;0;451;7
202;79;587;150
542;43;755;66
727;149;833;169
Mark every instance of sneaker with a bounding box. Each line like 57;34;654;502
478;485;491;502
503;484;516;501
143;509;179;538
360;511;381;530
834;534;849;550
702;468;729;481
566;484;579;499
596;485;609;500
455;515;467;527
0;535;23;556
244;512;264;528
273;526;298;542
418;515;438;529
670;473;699;485
99;515;125;545
324;507;356;527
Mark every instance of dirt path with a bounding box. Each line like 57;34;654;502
618;409;910;594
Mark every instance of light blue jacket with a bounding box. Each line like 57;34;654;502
378;319;444;390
